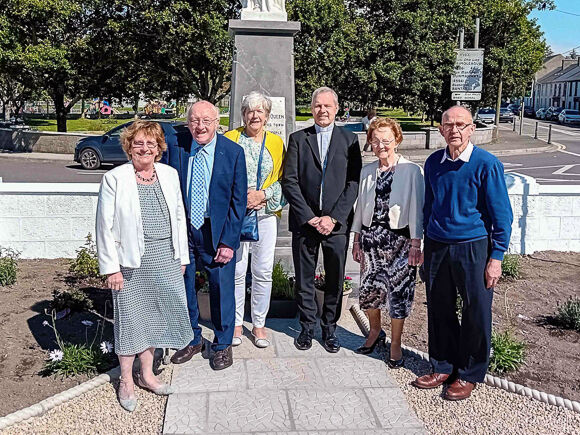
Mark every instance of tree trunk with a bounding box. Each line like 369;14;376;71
53;91;67;132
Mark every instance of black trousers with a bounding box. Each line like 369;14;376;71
291;226;348;336
424;237;493;383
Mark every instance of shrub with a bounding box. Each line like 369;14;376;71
489;330;525;374
554;297;580;332
51;288;93;313
0;247;19;286
69;234;100;280
42;311;114;378
501;254;521;280
195;271;210;293
271;260;294;300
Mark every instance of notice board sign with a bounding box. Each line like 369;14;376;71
451;49;484;92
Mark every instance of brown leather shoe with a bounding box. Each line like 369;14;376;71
211;346;233;371
170;342;204;365
444;379;475;401
411;372;450;389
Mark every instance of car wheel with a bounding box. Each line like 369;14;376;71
79;148;101;170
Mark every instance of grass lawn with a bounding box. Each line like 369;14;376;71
25;109;436;133
25;117;129;133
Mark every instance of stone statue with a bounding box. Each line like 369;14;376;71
240;0;287;21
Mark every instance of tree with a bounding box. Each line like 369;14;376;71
118;0;239;105
355;0;472;119
288;0;382;108
471;0;551;124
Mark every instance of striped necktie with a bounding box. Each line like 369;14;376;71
190;150;206;229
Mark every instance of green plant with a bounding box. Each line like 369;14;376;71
489;330;525;374
501;254;521;280
271;261;294;300
0;247;20;286
42;310;114;378
69;234;101;280
554;297;580;332
195;271;210;293
51;288;93;313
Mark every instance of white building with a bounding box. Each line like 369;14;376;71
532;56;580;111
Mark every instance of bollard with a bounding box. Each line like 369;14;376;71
534;122;538;139
512;118;516;131
548;124;552;144
519;116;523;135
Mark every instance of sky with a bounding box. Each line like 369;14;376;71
528;0;580;55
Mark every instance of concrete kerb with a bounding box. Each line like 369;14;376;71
349;304;580;414
0;366;121;430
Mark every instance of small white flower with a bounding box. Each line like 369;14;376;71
42;320;49;327
49;349;64;362
100;341;113;354
81;320;94;327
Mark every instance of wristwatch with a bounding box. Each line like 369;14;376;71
330;217;337;224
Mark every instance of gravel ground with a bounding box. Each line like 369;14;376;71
2;364;172;435
379;344;580;435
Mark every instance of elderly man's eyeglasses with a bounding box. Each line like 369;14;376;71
189;118;218;126
442;123;473;132
132;141;158;149
371;139;395;148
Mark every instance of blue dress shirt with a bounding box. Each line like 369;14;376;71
187;134;216;218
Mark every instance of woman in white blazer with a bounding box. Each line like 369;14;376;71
96;121;193;412
351;117;424;369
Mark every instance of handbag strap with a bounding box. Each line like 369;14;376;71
256;131;267;190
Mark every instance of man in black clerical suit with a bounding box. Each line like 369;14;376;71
282;86;362;352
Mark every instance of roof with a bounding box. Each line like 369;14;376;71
537;63;579;84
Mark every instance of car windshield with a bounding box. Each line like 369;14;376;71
500;108;510;113
478;109;494;114
565;110;580;115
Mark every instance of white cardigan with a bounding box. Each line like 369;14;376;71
96;162;190;275
351;156;424;239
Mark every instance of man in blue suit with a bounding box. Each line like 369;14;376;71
163;101;247;370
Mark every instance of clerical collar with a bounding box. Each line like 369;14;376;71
315;123;335;133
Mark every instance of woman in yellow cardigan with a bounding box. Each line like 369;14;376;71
224;91;285;348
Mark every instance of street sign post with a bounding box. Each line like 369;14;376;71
451;48;484;93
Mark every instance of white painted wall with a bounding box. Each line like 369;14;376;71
506;173;580;254
0;183;99;259
1;175;579;259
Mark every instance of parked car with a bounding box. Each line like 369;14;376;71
524;106;535;117
545;106;564;121
74;121;187;170
507;103;521;115
475;108;496;124
558;109;580;125
499;107;514;122
536;107;547;119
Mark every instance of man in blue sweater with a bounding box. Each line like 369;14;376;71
412;106;513;400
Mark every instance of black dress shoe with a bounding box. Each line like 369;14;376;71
386;357;404;369
170;342;205;365
211;346;233;371
355;330;386;355
322;333;341;353
294;329;313;350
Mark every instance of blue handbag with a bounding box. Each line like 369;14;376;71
240;133;266;242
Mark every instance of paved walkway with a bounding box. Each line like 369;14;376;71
163;315;425;434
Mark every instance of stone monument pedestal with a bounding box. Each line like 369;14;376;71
228;19;300;143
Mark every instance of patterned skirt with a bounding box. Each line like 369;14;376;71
359;225;416;319
113;238;194;355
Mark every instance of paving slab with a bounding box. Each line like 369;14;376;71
163;316;425;434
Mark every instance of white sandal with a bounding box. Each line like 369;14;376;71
251;332;270;348
232;336;243;346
